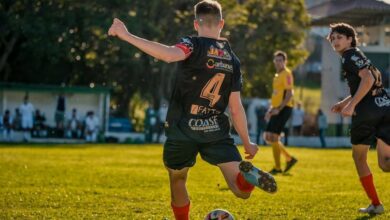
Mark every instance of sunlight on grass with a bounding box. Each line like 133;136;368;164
0;145;389;219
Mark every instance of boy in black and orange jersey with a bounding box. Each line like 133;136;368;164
328;23;390;215
108;1;276;219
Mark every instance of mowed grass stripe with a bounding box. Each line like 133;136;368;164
0;145;389;219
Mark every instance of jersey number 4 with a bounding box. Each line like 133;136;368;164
200;73;225;107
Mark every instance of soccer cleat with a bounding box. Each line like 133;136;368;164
239;161;277;193
359;204;384;215
284;157;298;173
269;168;283;175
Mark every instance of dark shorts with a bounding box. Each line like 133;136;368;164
351;93;390;145
265;106;292;135
163;138;242;170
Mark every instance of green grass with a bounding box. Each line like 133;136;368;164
1;144;389;219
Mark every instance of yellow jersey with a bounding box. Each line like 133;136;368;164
270;68;294;108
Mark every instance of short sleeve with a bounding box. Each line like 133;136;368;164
231;56;243;92
175;37;194;57
283;71;294;90
342;49;370;73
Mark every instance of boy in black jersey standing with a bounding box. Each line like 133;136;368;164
328;23;390;215
108;1;276;219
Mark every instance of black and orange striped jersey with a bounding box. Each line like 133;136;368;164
165;36;242;143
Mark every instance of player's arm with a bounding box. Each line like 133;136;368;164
276;89;293;111
331;95;352;113
341;68;375;116
108;18;186;63
228;92;258;159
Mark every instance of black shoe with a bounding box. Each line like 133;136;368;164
284;157;298;173
269;168;283;175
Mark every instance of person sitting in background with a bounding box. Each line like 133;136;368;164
66;108;81;138
85;111;99;142
33;109;47;137
2;110;13;141
13;108;22;131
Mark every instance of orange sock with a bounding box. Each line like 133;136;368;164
360;174;380;206
236;172;254;192
171;202;190;220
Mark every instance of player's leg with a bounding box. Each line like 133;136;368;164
163;140;198;220
202;138;277;195
377;138;390;172
352;145;383;214
264;131;282;174
166;167;191;220
218;161;251;199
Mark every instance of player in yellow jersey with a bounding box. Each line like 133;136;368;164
264;51;298;174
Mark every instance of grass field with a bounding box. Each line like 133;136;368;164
1;144;389;219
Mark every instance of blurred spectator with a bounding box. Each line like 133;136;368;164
33;109;47;137
255;105;267;145
55;94;66;137
13;108;22;131
144;106;157;143
156;103;168;143
85;111;99;142
66;108;81;138
19;96;34;142
291;102;304;136
2;110;13;141
317;109;328;148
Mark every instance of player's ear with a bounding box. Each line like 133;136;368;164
347;36;353;45
194;20;199;31
218;19;224;29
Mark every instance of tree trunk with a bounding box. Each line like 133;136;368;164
0;34;18;76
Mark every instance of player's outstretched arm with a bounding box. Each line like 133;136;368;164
108;18;186;63
228;92;258;159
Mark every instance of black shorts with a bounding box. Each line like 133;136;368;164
351;92;390;145
163;138;242;170
265;106;292;135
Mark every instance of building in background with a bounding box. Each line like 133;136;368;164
0;83;110;141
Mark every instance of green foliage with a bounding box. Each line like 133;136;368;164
1;0;309;115
0;145;389;219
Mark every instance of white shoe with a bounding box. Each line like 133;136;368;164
359;204;384;215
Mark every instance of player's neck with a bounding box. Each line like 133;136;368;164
197;29;221;40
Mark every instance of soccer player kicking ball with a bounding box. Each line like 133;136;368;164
108;1;276;220
328;23;390;215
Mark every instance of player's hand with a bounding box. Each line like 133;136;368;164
243;142;258;159
108;18;129;41
270;108;280;115
341;102;356;117
331;102;345;113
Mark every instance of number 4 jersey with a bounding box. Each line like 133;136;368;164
165;36;242;143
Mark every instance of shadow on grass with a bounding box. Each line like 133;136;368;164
355;213;381;220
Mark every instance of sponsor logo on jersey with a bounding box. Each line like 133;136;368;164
216;41;225;49
374;95;390;107
191;104;221;115
188;115;220;132
207;45;232;60
206;59;233;72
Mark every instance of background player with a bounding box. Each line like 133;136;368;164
328;22;390;215
264;51;298;175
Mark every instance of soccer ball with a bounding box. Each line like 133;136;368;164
204;209;235;220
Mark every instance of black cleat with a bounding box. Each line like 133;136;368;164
284;157;298;173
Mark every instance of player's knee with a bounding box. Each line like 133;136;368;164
352;152;366;163
378;159;390;172
233;191;250;199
